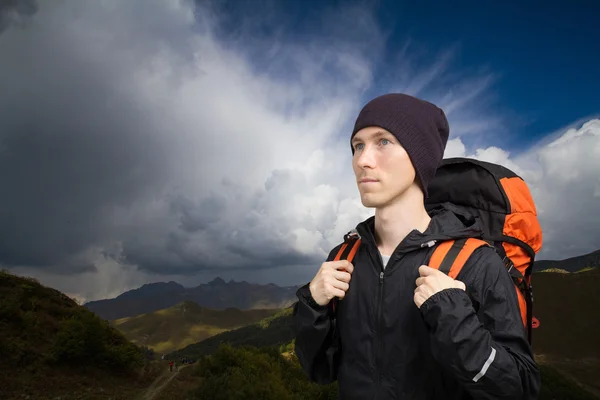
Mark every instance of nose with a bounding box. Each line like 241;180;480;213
355;144;376;169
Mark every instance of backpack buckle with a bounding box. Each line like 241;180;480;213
344;229;361;242
503;256;515;273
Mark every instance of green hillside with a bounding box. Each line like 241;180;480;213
167;306;295;360
112;300;281;354
531;267;600;396
537;362;600;400
0;270;161;399
532;267;599;359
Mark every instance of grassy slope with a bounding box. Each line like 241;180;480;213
533;267;599;358
531;267;600;396
0;270;163;400
112;301;281;354
167;306;295;360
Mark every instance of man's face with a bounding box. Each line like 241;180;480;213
351;126;416;208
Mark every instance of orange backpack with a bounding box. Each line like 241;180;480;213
332;157;543;344
426;157;543;343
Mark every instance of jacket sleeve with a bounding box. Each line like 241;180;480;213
419;245;541;400
292;246;342;385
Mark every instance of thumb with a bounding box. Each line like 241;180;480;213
455;280;466;291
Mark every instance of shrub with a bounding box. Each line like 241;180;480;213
49;310;143;371
191;344;337;400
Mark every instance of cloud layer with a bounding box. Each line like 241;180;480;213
445;118;600;261
1;0;598;302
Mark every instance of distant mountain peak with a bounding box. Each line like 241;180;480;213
208;277;226;285
138;280;184;290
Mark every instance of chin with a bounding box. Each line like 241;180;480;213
359;194;383;208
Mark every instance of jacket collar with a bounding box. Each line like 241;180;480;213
353;203;483;256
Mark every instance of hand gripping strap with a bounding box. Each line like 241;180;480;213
331;238;361;313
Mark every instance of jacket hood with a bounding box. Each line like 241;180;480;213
353;203;483;255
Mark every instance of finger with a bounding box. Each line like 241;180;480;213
414;293;425;308
327;260;354;274
332;287;346;299
338;261;354;274
324;275;348;291
333;270;352;283
330;279;350;292
414;290;423;302
418;265;438;277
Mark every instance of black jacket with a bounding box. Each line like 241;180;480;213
292;206;540;399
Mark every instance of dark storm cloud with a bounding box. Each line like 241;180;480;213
0;86;167;269
172;193;227;233
0;1;178;272
0;0;37;34
119;184;327;275
0;0;380;289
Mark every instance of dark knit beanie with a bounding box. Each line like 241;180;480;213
350;93;450;198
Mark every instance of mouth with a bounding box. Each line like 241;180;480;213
359;178;379;184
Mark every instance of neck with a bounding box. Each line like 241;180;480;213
374;184;431;255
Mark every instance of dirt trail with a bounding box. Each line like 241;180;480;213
141;364;189;400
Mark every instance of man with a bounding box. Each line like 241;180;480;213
292;93;540;399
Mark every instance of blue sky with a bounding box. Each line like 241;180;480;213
202;0;600;153
382;1;600;148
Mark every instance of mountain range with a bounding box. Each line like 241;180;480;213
533;249;600;272
84;277;300;321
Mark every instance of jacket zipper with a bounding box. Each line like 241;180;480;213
366;245;385;397
374;253;406;396
364;234;422;395
376;269;384;391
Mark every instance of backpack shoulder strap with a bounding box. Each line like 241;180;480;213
429;238;490;279
330;236;362;314
333;237;362;263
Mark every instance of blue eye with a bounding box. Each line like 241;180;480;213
381;139;390;145
355;143;364;150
